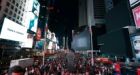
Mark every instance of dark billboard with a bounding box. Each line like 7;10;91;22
98;28;133;58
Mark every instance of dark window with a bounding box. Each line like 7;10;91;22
19;6;22;9
4;8;8;13
12;0;15;4
11;5;14;9
0;6;1;11
15;8;17;12
6;2;10;6
13;13;16;17
20;18;22;21
17;16;19;19
13;19;15;21
3;14;6;18
16;3;19;7
8;16;11;19
22;8;24;11
9;11;13;15
21;13;23;16
18;11;21;14
0;0;2;4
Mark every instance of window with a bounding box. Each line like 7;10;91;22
20;18;22;21
0;0;2;4
21;13;23;16
11;5;14;9
15;8;17;12
12;0;15;4
16;3;19;7
13;18;15;21
4;8;8;13
19;6;22;9
18;11;21;14
9;11;13;14
13;13;16;17
22;8;24;11
0;6;1;11
6;2;10;6
8;16;11;19
17;16;19;19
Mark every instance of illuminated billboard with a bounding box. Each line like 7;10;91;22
0;18;27;42
132;5;140;28
26;12;38;33
129;0;139;7
131;35;140;59
21;33;34;48
26;0;40;16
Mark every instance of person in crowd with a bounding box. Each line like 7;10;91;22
8;65;25;75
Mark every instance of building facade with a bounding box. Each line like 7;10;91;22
0;0;40;57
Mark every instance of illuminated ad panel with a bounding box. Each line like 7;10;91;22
27;12;38;33
132;5;140;28
129;0;139;7
0;18;27;42
131;36;140;59
26;0;40;16
21;33;34;48
32;0;40;16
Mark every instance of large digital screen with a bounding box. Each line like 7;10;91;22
129;0;139;7
0;18;27;42
131;35;140;59
71;29;91;51
21;33;34;48
27;12;38;33
26;0;40;16
132;5;140;28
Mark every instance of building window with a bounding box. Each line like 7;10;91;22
13;18;15;21
15;8;17;12
8;16;11;19
11;5;14;9
17;16;19;19
4;8;8;13
16;3;19;7
19;6;22;9
0;0;2;4
18;11;21;14
21;13;23;16
22;8;24;11
9;11;13;15
0;6;1;11
12;0;15;4
20;18;22;21
13;13;16;17
6;2;10;7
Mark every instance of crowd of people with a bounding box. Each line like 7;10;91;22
0;51;137;75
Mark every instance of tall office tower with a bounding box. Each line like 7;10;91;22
0;0;26;25
79;0;106;27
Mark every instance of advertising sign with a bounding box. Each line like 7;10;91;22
132;5;140;28
0;18;27;42
21;33;33;48
129;0;139;7
131;36;140;59
27;12;38;33
32;0;40;16
26;0;40;16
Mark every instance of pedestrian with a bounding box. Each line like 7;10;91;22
8;65;25;75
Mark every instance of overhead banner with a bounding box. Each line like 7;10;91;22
132;5;140;28
0;18;27;42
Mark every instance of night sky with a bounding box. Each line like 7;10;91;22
39;0;78;47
